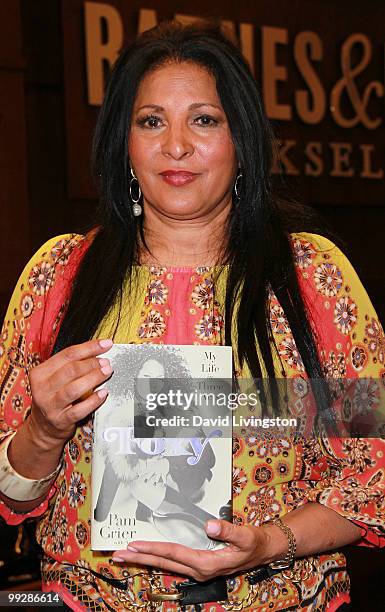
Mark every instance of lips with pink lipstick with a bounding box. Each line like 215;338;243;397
159;170;199;186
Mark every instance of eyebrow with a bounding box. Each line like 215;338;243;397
136;102;222;112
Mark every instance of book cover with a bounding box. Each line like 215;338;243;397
91;344;233;551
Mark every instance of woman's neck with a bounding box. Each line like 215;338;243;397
139;201;231;267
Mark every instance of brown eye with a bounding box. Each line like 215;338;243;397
136;115;162;128
195;115;218;126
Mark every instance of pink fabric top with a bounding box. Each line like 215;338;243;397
1;232;385;611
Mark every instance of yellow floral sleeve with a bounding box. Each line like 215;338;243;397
0;234;84;523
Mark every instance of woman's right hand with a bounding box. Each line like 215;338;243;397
27;338;114;449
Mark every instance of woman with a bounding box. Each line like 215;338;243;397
0;18;384;611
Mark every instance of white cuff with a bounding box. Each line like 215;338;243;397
0;432;62;502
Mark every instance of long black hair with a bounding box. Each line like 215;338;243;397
53;19;335;429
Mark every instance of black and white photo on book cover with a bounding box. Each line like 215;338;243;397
91;344;233;551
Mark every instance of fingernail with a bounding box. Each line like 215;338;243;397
112;556;126;563
206;521;221;536
127;545;138;552
101;365;113;375
98;358;110;367
97;389;108;399
99;339;113;348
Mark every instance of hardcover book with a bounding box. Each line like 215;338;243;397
91;344;233;551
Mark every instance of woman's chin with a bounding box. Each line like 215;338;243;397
146;199;208;220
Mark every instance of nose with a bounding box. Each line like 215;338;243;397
161;122;194;160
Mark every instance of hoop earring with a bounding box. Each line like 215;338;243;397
234;171;243;200
129;166;142;216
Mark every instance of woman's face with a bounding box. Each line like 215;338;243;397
129;61;238;220
138;358;165;377
137;358;165;397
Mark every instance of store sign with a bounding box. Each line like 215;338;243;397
62;0;385;204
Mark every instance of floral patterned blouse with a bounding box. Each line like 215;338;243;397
1;231;385;612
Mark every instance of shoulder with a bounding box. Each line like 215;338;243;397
0;234;92;363
20;233;91;290
288;230;361;302
289;231;344;266
288;231;365;298
3;234;86;328
288;231;364;294
27;233;86;269
288;232;384;375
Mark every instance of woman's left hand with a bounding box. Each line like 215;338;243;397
112;519;272;581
